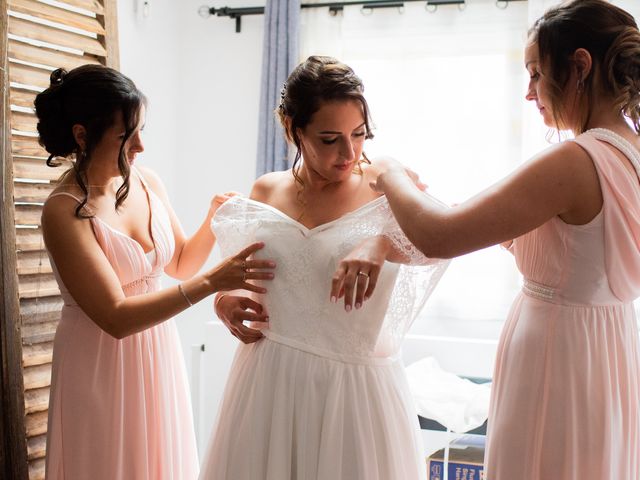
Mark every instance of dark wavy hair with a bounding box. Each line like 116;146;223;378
34;64;147;217
529;0;640;134
277;56;374;197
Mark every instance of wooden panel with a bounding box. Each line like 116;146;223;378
16;228;44;252
28;458;45;480
10;109;38;134
26;433;46;461
24;387;49;415
21;320;58;346
20;297;63;325
10;88;37;109
18;274;60;299
15;204;43;226
14;158;67;181
12;137;47;158
17;250;52;276
98;0;118;69
2;2;119;479
62;0;105;15
22;365;51;391
25;410;48;437
9;16;107;57
22;343;53;369
9;40;100;72
9;61;52;90
8;0;106;35
1;0;30;476
13;181;55;203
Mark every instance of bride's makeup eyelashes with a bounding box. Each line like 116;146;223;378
320;131;366;145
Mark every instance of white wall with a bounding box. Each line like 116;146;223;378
117;0;264;454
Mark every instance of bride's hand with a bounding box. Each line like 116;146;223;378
215;294;268;344
330;236;392;312
205;242;276;293
369;156;426;193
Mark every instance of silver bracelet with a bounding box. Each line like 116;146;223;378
178;283;193;307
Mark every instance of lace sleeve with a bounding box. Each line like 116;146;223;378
370;193;452;356
382;191;449;265
211;196;261;257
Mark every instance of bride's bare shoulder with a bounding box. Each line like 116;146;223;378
250;169;293;203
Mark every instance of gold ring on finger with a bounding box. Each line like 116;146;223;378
357;271;369;278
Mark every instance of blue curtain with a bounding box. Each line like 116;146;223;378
256;0;300;177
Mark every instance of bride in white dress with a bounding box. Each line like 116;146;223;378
199;56;449;480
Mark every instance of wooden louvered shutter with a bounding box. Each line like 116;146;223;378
1;1;119;479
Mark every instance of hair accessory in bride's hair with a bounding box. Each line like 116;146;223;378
278;82;287;112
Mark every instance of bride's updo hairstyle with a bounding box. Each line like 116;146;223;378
34;64;146;217
277;56;374;192
529;0;640;134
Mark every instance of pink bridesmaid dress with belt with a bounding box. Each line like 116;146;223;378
485;128;640;480
44;170;199;479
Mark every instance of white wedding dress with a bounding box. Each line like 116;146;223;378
200;195;449;480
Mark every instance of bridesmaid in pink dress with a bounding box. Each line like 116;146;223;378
372;1;640;478
35;65;274;479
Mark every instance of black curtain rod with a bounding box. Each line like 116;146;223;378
198;0;526;32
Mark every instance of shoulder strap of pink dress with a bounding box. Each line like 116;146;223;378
573;128;640;302
47;192;83;203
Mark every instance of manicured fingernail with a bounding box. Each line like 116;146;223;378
355;302;361;309
268;273;274;278
364;296;369;301
265;316;269;321
331;296;337;303
345;305;352;312
269;262;276;267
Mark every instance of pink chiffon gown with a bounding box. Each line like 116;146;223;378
485;128;640;480
44;172;199;480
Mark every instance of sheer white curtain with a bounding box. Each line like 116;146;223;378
300;0;640;338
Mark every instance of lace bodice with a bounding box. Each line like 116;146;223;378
213;195;449;359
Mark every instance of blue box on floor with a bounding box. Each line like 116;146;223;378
427;435;485;480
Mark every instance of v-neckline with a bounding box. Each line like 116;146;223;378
240;195;386;235
91;169;158;262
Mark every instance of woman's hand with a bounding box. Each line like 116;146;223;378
330;236;392;312
208;191;241;218
215;294;268;344
370;156;426;193
205;242;276;293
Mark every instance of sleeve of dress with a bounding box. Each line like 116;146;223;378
210;197;261;257
381;190;450;266
374;195;452;356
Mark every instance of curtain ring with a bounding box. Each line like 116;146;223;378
397;5;405;14
360;5;373;15
458;1;466;11
425;3;437;13
496;0;509;9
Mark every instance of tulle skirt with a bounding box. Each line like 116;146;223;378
485;293;640;480
199;335;426;480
